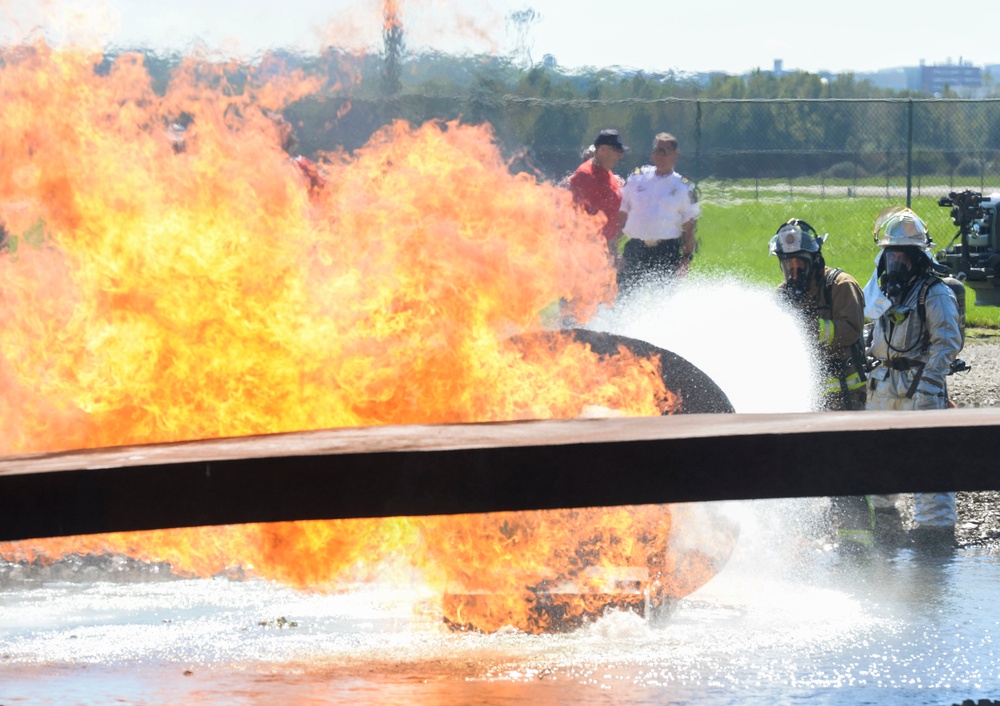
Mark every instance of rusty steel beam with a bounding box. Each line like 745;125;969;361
2;409;1000;542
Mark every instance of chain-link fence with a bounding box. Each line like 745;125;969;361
489;97;1000;239
289;95;1000;289
688;99;1000;224
299;95;1000;211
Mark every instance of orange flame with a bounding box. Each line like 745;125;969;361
384;0;403;32
0;44;665;452
0;44;716;633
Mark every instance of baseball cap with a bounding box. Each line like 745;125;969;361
593;129;628;153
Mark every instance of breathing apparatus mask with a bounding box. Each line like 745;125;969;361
871;207;933;304
778;256;813;300
879;248;919;300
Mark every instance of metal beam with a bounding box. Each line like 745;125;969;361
2;409;999;542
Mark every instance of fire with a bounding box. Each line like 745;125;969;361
432;506;678;633
0;43;670;450
0;43;712;633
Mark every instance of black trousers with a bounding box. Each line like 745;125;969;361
617;238;685;294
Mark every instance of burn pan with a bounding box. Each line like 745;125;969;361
441;329;738;633
440;503;740;634
512;328;734;415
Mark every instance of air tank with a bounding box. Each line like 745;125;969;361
941;274;967;346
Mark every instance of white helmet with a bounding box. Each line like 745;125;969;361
872;206;932;250
872;207;939;301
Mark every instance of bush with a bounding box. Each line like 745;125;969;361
955;157;983;177
823;161;866;179
911;149;949;176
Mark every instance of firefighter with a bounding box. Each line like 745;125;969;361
769;219;868;411
769;219;873;551
863;207;963;552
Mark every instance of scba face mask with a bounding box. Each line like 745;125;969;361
880;249;915;300
780;255;812;299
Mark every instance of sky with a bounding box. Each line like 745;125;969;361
3;0;997;76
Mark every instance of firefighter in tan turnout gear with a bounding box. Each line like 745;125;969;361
769;219;868;410
863;206;964;552
769;219;873;550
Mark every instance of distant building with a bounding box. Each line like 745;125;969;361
919;59;982;95
985;64;1000;87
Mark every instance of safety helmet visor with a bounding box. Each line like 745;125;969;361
873;207;930;249
872;205;910;238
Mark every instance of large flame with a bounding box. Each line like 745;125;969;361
0;44;667;450
0;44;715;633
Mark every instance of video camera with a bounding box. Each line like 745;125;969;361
935;190;1000;305
938;190;986;230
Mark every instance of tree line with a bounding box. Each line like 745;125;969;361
118;48;1000;184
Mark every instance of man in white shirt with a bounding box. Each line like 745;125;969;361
617;132;699;295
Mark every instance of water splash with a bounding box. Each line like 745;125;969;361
588;273;821;413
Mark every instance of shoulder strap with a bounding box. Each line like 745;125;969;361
916;275;943;324
916;274;944;353
823;267;842;309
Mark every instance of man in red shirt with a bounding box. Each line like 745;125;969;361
270;112;327;195
568;129;627;263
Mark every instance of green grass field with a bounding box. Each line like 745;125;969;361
693;195;1000;329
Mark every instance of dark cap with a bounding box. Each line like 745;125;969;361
593;129;628;153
